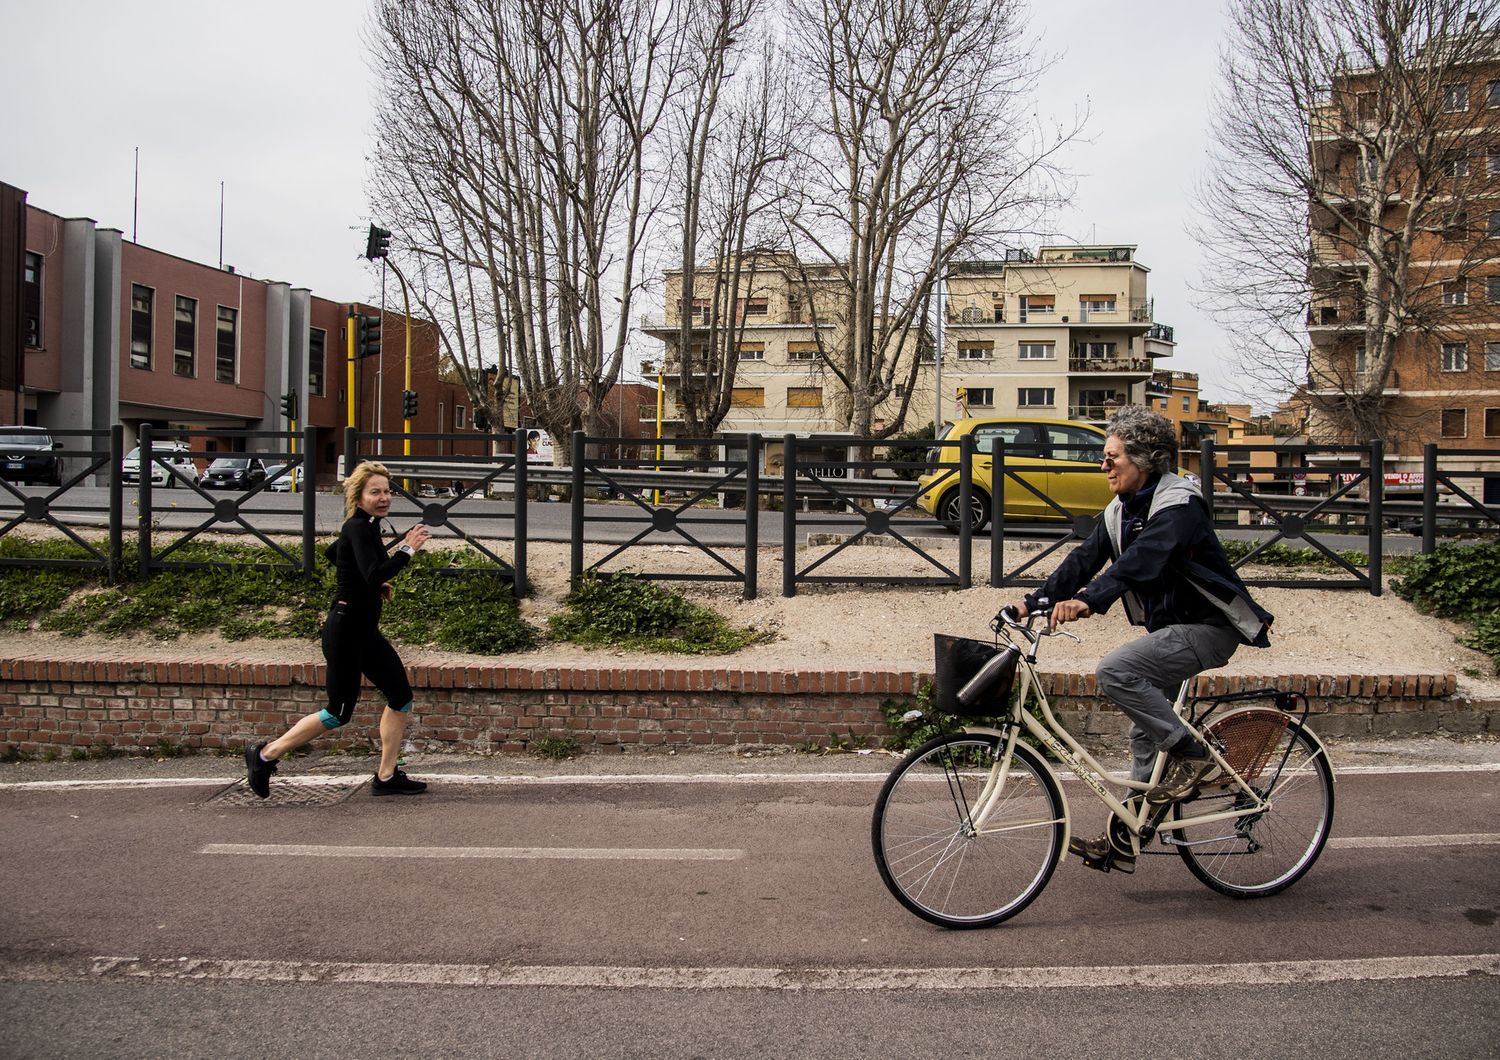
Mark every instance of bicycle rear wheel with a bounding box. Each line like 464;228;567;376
1172;712;1334;898
872;732;1064;929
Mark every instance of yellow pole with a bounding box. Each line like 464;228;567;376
346;306;357;436
289;412;298;493
653;365;664;506
400;280;413;458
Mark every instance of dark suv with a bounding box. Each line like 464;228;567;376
202;456;268;490
0;427;64;486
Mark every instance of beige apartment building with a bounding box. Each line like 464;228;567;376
641;245;1175;441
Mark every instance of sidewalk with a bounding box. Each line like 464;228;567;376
3;733;1498;788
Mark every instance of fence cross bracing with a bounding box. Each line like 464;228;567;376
569;431;759;599
1423;443;1500;553
0;426;124;577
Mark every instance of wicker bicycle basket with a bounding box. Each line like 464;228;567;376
1205;709;1291;785
933;634;1018;718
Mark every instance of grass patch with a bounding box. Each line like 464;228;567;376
0;535;539;656
548;573;762;655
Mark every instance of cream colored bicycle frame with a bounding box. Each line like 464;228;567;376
956;624;1322;859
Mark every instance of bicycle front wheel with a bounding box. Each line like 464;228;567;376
1173;715;1335;898
872;733;1064;929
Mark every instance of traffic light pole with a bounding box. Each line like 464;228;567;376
346;306;357;439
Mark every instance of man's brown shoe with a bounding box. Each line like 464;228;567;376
1145;751;1219;806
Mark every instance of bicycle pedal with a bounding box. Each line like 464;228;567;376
1079;850;1135;874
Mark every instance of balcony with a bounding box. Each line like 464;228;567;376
1144;322;1174;343
1068;404;1114;422
1306;305;1365;331
1067;356;1153;374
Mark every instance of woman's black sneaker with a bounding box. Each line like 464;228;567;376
371;769;427;796
244;742;277;799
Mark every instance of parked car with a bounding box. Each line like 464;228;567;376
0;427;64;486
202;456;268;490
121;443;200;488
264;463;294;491
917;418;1112;532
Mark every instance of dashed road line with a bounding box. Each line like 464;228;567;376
1329;833;1500;849
201;842;742;860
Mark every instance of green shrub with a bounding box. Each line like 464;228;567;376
1390;543;1500;618
548;573;761;654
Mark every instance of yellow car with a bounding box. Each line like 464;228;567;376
916;417;1112;531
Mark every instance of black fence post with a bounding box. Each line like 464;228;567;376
570;430;586;590
301;425;318;576
1422;442;1437;554
107;425;124;583
958;432;973;589
782;435;797;598
990;439;1005;588
343;426;358;479
137;424;153;579
1368;438;1383;595
1200;438;1216;524
744;434;760;601
513;427;528;599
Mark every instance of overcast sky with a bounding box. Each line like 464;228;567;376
2;0;1249;404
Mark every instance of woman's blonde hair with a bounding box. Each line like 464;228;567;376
344;460;392;519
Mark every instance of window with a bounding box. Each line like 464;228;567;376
787;387;823;408
1046;424;1105;464
1441;343;1468;372
957;341;993;360
1356;91;1377;121
1488;80;1500;107
173;295;196;377
1019;294;1053;320
1443;151;1469;177
1443;282;1468;306
215;306;238;383
786;341;818;361
22;252;41;347
1016;387;1053;408
1079;341;1115;359
1182;395;1191;412
1487;408;1500;437
731;386;764;407
689;298;710;320
1079;296;1116;313
1355;348;1368;374
1486;342;1500;371
455;405;466;429
1441;82;1468;112
129;285;153;369
309;328;326;396
1483;276;1498;304
1490;148;1500;177
737;342;764;360
992;303;1005;323
965;387;995;407
1489;212;1500;237
1440;408;1467;438
1018;342;1055;360
743;297;768;316
919;346;937;363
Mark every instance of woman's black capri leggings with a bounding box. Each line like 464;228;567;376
319;602;414;729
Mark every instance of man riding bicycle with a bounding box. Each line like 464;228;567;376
1004;405;1273;872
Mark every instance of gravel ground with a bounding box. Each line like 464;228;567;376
2;539;1493;697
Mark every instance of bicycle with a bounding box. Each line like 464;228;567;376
871;605;1336;929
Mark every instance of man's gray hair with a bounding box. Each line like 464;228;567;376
1105;405;1178;476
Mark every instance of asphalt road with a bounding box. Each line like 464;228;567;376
0;482;1443;553
1;755;1495;1058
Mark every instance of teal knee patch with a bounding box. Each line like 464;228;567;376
393;700;414;714
318;709;344;729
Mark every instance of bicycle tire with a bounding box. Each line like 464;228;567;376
1172;713;1334;898
872;732;1064;929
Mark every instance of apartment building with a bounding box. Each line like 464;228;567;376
2;185;488;477
1305;46;1500;474
642;244;1174;441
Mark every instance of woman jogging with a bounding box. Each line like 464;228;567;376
245;460;431;798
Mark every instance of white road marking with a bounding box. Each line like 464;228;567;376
0;953;1492;992
200;842;742;861
3;759;1499;793
1330;833;1500;849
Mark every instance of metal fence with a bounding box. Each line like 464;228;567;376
0;426;123;577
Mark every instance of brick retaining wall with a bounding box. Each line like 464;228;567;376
0;659;1493;758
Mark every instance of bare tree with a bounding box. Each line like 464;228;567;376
1195;0;1499;443
667;18;795;440
779;0;1074;439
367;0;691;461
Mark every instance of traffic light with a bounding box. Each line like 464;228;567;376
365;224;391;260
474;408;490;432
280;390;298;421
403;390;418;419
356;314;382;359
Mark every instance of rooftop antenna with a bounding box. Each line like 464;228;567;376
218;181;225;269
132;148;139;242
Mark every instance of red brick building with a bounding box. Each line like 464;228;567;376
1;183;491;477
